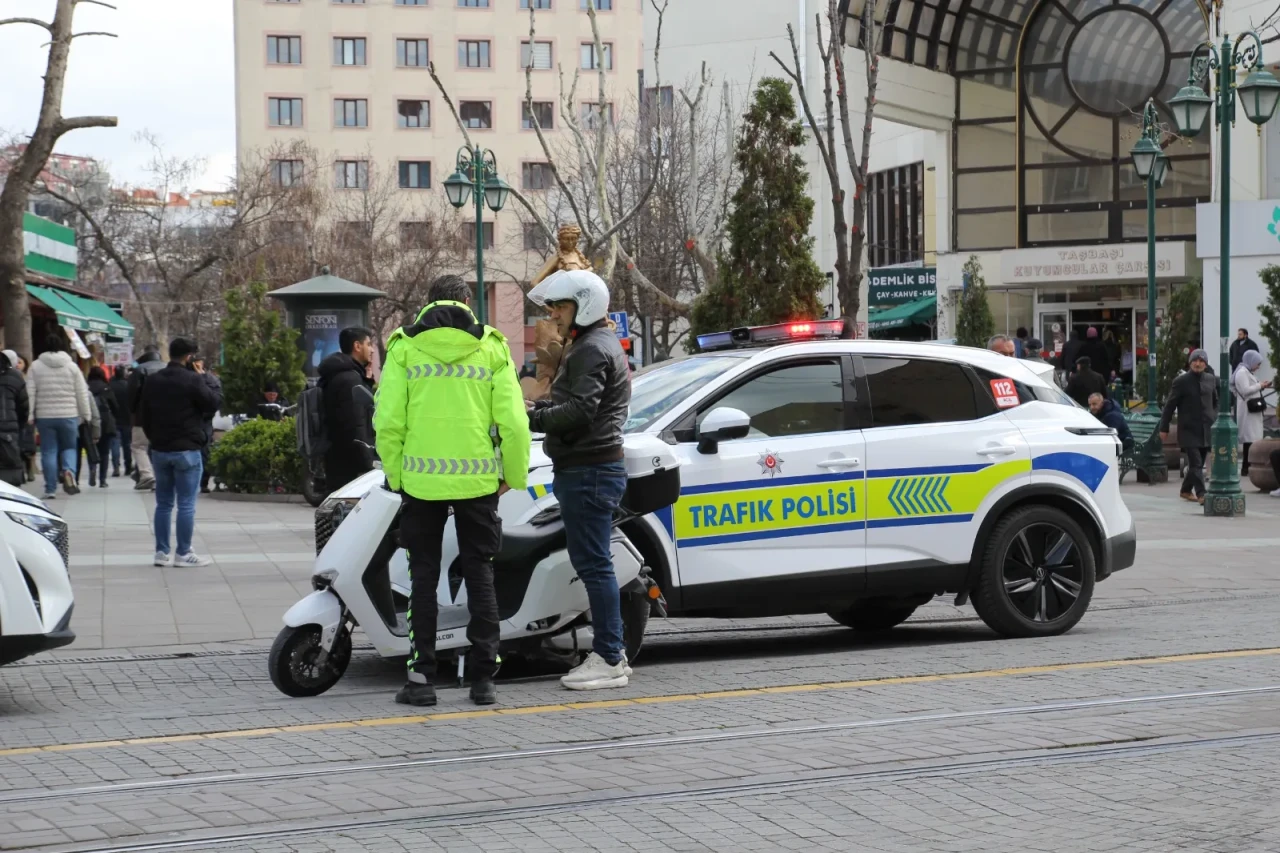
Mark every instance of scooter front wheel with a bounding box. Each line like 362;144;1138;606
268;624;352;697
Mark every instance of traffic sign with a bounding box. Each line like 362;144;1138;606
608;311;630;340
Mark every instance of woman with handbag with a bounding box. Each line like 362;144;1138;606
1233;350;1270;475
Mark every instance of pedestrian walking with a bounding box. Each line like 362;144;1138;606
1079;327;1112;378
128;344;167;491
1159;349;1217;504
375;275;530;707
109;366;132;476
138;338;218;567
1232;350;1270;475
319;327;377;492
526;269;633;691
1229;328;1260;373
1014;327;1029;358
1088;392;1133;450
28;335;93;499
190;356;222;493
1057;329;1084;375
4;351;36;484
0;351;30;488
86;366;122;488
1065;356;1108;407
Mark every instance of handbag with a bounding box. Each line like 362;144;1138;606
1248;395;1266;414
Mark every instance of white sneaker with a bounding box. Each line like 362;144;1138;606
1270;487;1280;498
173;552;212;567
561;652;629;691
154;551;171;567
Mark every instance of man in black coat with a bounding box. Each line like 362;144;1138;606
1078;327;1112;379
1065;356;1108;407
109;367;132;476
1159;349;1218;503
1229;328;1260;373
318;326;377;491
0;351;30;487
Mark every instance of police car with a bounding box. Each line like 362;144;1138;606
540;319;1136;638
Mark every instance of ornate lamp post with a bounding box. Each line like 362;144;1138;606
443;146;511;325
1126;99;1170;483
1169;31;1280;516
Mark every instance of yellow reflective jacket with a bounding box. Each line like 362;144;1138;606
375;301;530;500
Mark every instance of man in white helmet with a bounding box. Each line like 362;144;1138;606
526;269;634;690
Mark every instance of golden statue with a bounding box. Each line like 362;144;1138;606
522;225;592;401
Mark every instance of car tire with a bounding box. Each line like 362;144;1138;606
828;599;921;632
971;505;1096;638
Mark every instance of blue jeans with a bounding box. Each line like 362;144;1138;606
553;462;627;664
111;431;132;472
36;417;80;494
153;450;203;556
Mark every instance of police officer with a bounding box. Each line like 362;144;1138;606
375;275;531;707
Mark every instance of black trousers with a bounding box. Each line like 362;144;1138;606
401;492;502;682
1183;445;1210;497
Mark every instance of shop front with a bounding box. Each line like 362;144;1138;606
867;266;937;340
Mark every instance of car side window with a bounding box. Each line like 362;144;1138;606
695;359;845;438
863;357;990;427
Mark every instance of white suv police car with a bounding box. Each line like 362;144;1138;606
527;319;1137;638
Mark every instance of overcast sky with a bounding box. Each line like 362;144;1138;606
0;0;235;191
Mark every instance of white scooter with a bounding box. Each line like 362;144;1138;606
268;434;680;697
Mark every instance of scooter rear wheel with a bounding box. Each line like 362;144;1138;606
268;625;352;697
621;588;650;664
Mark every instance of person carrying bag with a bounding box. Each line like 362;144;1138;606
1232;350;1270;476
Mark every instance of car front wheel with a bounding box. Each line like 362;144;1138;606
971;505;1096;638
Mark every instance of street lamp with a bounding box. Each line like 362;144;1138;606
1126;99;1170;483
444;146;510;325
1169;30;1280;516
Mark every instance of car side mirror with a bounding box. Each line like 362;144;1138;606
696;406;751;455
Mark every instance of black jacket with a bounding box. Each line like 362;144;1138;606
1078;339;1111;377
1058;334;1083;372
199;372;223;427
140;363;219;452
128;351;167;427
88;377;122;438
318;352;374;448
529;321;630;470
1158;369;1218;449
109;375;131;422
1229;337;1260;372
0;366;30;436
1094;398;1133;446
1065;368;1108;407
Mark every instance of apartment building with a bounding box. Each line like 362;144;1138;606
234;0;642;352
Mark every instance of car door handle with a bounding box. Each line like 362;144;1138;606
977;446;1017;457
816;457;862;469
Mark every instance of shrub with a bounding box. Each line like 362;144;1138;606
210;417;304;494
955;255;995;348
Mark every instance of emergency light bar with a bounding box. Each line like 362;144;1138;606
696;319;846;351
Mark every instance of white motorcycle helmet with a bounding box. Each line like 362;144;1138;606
526;269;610;329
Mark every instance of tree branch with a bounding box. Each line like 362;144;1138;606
426;61;473;150
55;115;118;135
70;31;118;40
769;27;839;190
506;185;556;256
0;18;53;32
617;244;689;312
73;0;119;8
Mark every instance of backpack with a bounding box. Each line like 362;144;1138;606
94;389;117;436
295;384;330;458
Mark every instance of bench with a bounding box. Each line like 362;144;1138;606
1118;415;1167;484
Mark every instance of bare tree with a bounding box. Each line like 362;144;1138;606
771;0;882;331
0;0;118;356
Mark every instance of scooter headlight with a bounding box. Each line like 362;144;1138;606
312;568;339;590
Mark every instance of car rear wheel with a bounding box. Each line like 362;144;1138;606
828;599;922;632
971;505;1096;638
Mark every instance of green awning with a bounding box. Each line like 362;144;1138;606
56;292;133;339
868;295;937;332
26;285;133;339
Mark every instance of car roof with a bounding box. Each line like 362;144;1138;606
686;339;1055;387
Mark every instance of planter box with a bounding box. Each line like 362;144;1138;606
1247;438;1280;492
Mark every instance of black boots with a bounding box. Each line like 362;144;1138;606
469;678;496;706
394;681;437;706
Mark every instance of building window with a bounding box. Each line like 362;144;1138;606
582;0;612;8
461;221;495;249
397;38;429;67
399;161;431;189
460;101;492;129
334;98;369;127
396;0;428;5
333;37;367;66
270;160;305;187
866;163;923;268
644;85;674;111
267;36;302;65
334;160;369;189
334;0;366;4
580;42;613;70
397;99;430;128
580;102;613;129
524;223;552;252
521;41;553;70
268;97;304;127
522;162;553;190
400;221;434;247
336;222;371;246
523;101;554;129
521;0;551;7
458;0;489;5
458;39;491;68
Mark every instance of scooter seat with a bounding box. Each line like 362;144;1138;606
496;520;566;568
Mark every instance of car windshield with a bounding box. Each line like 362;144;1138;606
625;354;748;433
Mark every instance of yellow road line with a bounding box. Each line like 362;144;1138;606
4;646;1279;758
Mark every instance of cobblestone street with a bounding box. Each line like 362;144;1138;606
3;478;1280;851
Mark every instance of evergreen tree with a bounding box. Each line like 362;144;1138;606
689;78;825;346
955;255;996;348
220;279;306;414
1258;265;1280;372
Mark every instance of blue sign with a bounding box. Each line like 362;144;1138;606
608;311;630;339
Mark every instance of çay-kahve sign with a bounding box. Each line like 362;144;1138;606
868;267;937;306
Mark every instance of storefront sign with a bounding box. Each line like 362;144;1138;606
868;267;937;305
1195;200;1280;257
104;342;133;366
1001;243;1188;284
